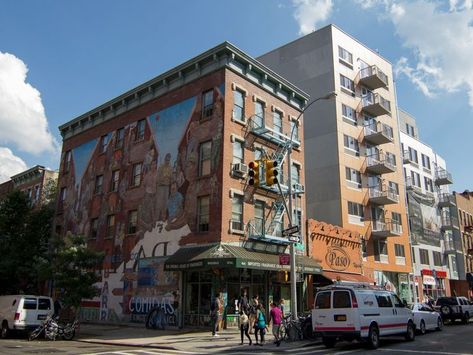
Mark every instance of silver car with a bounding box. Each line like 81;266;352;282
410;303;443;335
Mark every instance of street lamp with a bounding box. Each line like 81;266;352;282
287;90;337;321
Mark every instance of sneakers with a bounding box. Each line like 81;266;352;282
212;333;219;337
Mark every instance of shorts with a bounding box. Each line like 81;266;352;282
272;324;280;337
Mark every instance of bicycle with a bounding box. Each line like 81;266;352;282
279;314;303;341
145;307;166;330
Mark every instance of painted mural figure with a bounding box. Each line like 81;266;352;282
156;153;173;221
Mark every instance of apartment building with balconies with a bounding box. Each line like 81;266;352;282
259;24;412;300
399;109;456;300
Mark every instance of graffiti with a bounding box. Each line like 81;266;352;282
129;296;174;315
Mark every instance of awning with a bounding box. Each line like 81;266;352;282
323;270;374;284
164;244;322;274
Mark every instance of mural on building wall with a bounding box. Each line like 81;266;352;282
407;191;441;247
59;84;225;323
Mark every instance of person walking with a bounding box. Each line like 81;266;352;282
278;298;285;316
210;293;221;337
239;310;252;345
269;302;283;346
237;289;249;314
254;303;267;346
249;294;259;334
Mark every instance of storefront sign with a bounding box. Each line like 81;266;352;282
423;275;436;286
325;247;351;271
279;254;290;265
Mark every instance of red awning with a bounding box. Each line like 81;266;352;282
421;269;447;278
323;270;374;284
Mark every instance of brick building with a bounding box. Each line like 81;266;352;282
56;42;322;326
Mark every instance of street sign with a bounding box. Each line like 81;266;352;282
282;225;299;236
288;236;300;243
279;254;290;265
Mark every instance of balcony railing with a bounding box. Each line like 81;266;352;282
441;213;459;230
248;115;301;148
371;218;402;238
438;193;456;208
359;65;389;90
405;176;422;193
365;152;396;175
360;92;391;117
435;167;453;185
402;150;419;166
363;121;394;145
443;236;456;254
368;185;399;205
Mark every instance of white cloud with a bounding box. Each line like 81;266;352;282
292;0;333;35
0;52;58;155
0;147;27;183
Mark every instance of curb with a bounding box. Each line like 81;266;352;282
76;339;177;351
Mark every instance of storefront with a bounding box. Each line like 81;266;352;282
373;271;411;302
164;243;322;327
419;269;449;300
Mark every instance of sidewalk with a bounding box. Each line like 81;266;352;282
76;323;316;353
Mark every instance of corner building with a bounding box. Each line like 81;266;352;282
259;24;412;300
55;42;321;326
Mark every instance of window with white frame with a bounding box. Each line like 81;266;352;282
254;100;265;128
254;200;265;235
291;164;300;185
433;251;442;266
232;140;244;165
231;194;244;231
343;134;359;154
395;243;406;265
392;212;402;226
408;147;419;164
345;167;361;188
338;46;353;65
406;123;415;137
421;154;431;170
348;201;364;218
419;249;430;265
199;141;212;176
290;119;300;141
341;103;356;123
340;74;355;93
273;110;283;135
389;181;399;195
374;240;388;262
410;171;421;187
197;195;210;232
424;177;434;192
233;89;245;121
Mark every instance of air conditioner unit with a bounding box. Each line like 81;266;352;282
233;163;248;175
293;183;305;192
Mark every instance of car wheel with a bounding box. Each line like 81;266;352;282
441;305;451;316
367;324;380;350
1;322;9;339
436;317;443;331
462;312;469;325
419;320;426;335
405;321;415;341
322;336;337;348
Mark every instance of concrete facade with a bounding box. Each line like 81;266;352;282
259;25;412;301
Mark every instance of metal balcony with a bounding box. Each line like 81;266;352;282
359;65;389;90
438;193;456;208
435;168;453;185
443;237;456;254
371;218;402;238
368;186;399;205
441;213;459;230
363;121;394;145
365;153;396;175
360;93;391;117
247;115;301;148
246;219;290;245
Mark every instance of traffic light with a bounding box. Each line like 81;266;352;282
248;160;260;187
265;160;278;186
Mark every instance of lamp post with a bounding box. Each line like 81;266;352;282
287;91;337;321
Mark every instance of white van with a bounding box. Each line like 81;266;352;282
0;295;53;338
312;284;415;349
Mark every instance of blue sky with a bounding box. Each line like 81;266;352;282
0;0;471;192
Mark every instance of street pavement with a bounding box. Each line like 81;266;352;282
0;320;472;354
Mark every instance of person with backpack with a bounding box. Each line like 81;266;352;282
248;294;259;334
210;293;221;337
254;303;267;346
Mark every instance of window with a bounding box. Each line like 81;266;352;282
410;171;421;187
197;196;210;232
392;212;402;225
60;187;67;202
374;240;388;262
392;294;404;308
64;150;71;173
340;74;355;93
34;185;40;202
388;181;399;195
273;110;283;135
95;175;104;194
233;89;245;121
254;100;265;127
202;90;214;118
338;46;353;65
106;215;115;238
23;298;37;310
127;210;138;234
333;291;351;308
375;293;393;308
406;123;415;137
424;177;434;192
131;163;142;187
291;164;301;185
345;167;361;188
433;251;442;266
348;201;364;217
38;298;51;310
199;141;212;176
90;218;98;239
343;134;359;154
111;170;120;192
232;140;244;165
412;248;416;263
341;104;356;123
100;134;109;153
231;194;244;231
395;244;405;257
115;127;125;149
421;154;431;170
408;147;418;164
419;249;430;265
135;119;146;141
315;291;331;309
290;119;299;141
254;201;265;235
385;152;396;167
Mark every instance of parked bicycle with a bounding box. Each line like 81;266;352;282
28;315;79;341
145;306;166;330
279;314;303;341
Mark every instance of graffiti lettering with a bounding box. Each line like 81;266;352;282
128;296;175;315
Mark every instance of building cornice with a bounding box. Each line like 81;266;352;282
10;165;46;185
59;41;309;140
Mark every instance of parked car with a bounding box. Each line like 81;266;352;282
410;303;443;334
435;296;473;324
0;295;53;338
312;284;415;349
